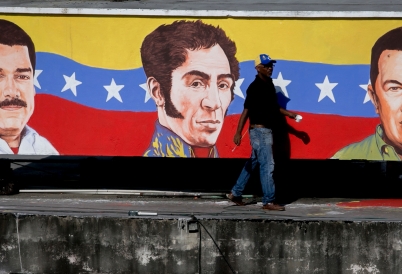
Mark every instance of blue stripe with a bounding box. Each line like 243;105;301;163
36;53;376;117
228;61;375;117
36;53;153;112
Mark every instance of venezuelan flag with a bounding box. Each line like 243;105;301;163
3;15;402;158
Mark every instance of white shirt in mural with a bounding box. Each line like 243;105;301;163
0;125;59;155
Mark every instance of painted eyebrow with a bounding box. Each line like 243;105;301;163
218;73;234;82
182;71;234;82
383;79;402;86
16;68;32;73
182;70;210;81
0;68;32;73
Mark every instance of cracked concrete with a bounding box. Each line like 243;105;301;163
0;194;402;273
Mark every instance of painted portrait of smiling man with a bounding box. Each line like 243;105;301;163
332;27;402;161
141;20;240;158
0;19;58;155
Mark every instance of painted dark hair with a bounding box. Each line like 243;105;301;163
370;27;402;90
141;20;239;118
0;19;35;73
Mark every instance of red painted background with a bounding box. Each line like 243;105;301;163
28;94;379;158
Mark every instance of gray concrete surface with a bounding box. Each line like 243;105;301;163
1;194;402;221
0;0;400;12
1;194;402;273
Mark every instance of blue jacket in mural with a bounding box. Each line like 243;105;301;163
143;121;219;158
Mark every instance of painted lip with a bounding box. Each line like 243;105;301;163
196;120;221;129
0;105;23;111
197;120;221;124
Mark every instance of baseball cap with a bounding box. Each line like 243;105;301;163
254;54;276;67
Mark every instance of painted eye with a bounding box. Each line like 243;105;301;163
218;82;230;90
16;75;30;80
190;81;205;88
388;86;401;92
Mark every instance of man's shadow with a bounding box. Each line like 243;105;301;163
273;88;310;202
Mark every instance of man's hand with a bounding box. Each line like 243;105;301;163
288;112;298;119
233;109;249;147
233;133;242;146
280;108;298;119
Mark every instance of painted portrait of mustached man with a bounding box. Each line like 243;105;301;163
0;19;58;155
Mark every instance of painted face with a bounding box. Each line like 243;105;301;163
371;50;402;153
0;44;35;137
164;44;233;147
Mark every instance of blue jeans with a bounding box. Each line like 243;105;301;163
231;128;275;205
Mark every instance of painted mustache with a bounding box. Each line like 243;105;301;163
0;98;27;108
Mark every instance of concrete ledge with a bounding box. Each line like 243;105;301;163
1;0;402;16
2;7;402;18
1;213;402;273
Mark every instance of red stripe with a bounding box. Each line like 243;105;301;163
29;94;379;158
30;94;156;156
217;113;379;159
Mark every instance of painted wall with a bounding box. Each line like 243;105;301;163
0;15;402;160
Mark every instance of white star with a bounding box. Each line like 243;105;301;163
34;70;42;89
139;83;152;103
233;78;245;99
61;72;82;96
359;80;371;104
104;78;124;103
273;72;291;98
315;75;338;103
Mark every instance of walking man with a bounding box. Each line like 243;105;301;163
227;54;298;211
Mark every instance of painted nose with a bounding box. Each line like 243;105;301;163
201;85;221;111
2;76;19;98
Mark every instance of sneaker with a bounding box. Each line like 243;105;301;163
226;192;245;206
262;203;285;211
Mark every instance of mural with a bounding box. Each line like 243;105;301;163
331;27;402;160
141;20;239;158
0;20;58;155
0;15;401;160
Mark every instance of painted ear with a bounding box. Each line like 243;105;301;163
147;77;164;107
367;84;379;114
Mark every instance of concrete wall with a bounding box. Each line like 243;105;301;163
1;213;401;273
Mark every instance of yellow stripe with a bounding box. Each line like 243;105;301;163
2;15;402;68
